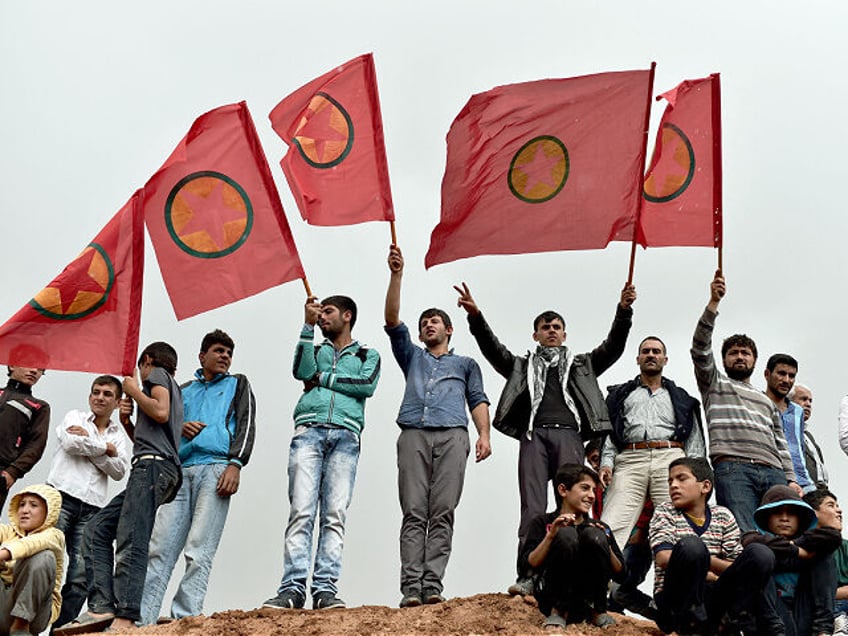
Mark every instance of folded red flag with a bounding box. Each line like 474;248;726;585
0;192;144;375
425;69;653;268
270;53;394;226
143;101;305;320
638;74;722;247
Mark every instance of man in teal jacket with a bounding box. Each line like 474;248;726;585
264;295;381;611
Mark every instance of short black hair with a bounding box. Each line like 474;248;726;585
638;335;667;354
91;375;122;398
803;487;838;511
322;295;358;329
553;462;598;507
669;456;714;500
418;308;452;334
721;334;758;360
766;353;798;373
201;329;235;354
138;342;178;376
584;438;602;457
533;310;566;331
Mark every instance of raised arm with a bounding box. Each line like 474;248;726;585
385;245;403;328
588;282;636;376
455;282;516;379
691;271;725;392
293;297;322;381
123;370;170;424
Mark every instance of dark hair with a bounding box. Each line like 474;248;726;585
91;375;122;398
669;456;714;500
721;334;758;360
418;308;452;332
555;463;599;490
584;438;602;457
321;295;358;329
638;335;667;354
533;310;566;331
803;487;838;511
138;342;178;376
766;353;798;373
201;329;235;354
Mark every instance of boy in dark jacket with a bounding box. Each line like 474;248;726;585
519;463;624;629
744;484;841;635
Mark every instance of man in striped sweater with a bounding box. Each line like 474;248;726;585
691;271;801;533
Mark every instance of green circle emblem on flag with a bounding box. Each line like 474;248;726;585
508;136;570;203
29;242;114;320
292;92;354;169
643;123;695;203
165;171;254;259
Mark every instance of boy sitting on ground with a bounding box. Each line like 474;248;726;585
744;485;841;635
519;463;624;630
649;457;774;635
0;484;64;635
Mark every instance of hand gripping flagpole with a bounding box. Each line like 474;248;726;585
627;61;657;285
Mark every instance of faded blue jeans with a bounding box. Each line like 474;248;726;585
713;459;786;533
277;425;360;599
140;463;230;624
83;458;180;622
54;491;101;627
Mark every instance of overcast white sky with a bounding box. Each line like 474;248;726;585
2;0;848;614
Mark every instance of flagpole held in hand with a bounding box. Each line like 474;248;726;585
302;277;313;298
390;220;397;247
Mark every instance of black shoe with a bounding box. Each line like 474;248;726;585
313;591;346;610
422;588;445;604
262;590;305;609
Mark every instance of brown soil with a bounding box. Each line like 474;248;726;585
117;593;664;636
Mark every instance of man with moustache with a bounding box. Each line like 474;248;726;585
763;354;815;493
263;295;381;611
691;271;800;533
789;385;828;488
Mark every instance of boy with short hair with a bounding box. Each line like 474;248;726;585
802;488;847;632
59;342;183;634
745;485;841;635
47;375;129;628
0;484;65;635
519;463;624;629
649;457;774;635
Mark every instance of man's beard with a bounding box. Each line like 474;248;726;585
725;366;752;381
320;325;339;340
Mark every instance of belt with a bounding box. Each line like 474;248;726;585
713;455;773;467
624;440;683;451
132;454;166;466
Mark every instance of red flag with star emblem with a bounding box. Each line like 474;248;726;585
637;74;722;247
425;69;653;268
143;101;305;320
269;53;394;226
0;192;144;375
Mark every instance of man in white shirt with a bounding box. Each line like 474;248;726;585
47;375;130;628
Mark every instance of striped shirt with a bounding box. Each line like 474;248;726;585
649;500;742;593
691;309;794;479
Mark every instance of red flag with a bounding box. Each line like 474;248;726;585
0;193;144;375
143;101;305;320
269;53;394;226
638;74;722;247
425;69;653;268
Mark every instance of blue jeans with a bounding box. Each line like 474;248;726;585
54;492;101;627
714;460;786;533
277;425;360;599
83;458;180;622
140;463;230;624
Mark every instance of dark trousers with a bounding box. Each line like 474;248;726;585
83;458;179;622
533;524;612;620
516;427;582;577
656;536;774;635
757;555;836;636
54;492;101;627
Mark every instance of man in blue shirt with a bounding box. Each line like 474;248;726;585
384;245;491;608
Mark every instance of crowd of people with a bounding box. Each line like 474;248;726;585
0;254;847;635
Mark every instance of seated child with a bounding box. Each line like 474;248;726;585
649;457;774;635
0;484;64;635
744;484;841;636
802;488;847;632
518;463;624;630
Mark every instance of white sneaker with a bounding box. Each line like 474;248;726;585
833;612;848;635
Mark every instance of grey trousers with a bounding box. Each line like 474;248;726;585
0;549;56;635
397;427;469;595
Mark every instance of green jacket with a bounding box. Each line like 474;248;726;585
292;325;381;436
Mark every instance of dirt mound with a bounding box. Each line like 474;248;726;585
122;593;663;636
